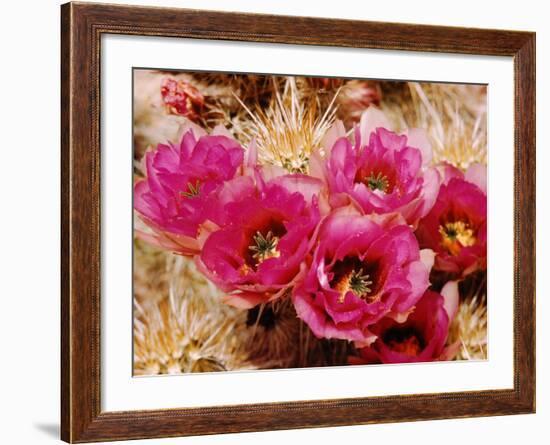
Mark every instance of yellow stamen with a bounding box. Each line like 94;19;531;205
439;221;476;255
365;172;390;193
180;180;201;198
239;264;252;276
248;231;281;264
335;268;373;303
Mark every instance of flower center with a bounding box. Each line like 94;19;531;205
365;172;390;193
332;259;374;304
180;180;201;198
248;230;281;264
281;153;309;174
383;327;424;356
439;220;476;255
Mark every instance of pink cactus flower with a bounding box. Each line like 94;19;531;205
313;118;440;227
198;174;323;309
350;281;460;364
161;77;204;121
415;163;487;277
291;206;434;346
134;127;245;256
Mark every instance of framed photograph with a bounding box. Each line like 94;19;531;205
61;2;535;442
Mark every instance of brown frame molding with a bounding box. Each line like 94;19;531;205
61;2;536;442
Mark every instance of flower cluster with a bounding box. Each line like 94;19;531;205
134;107;487;364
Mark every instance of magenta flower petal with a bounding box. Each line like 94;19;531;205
292;206;431;344
320;120;347;154
465;162;487;194
352;287;457;364
358;107;392;145
320;127;440;227
133;128;245;255
441;280;459;321
199;174;322;307
416;164;487;277
406;128;433;166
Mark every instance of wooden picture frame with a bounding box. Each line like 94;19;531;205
61;2;535;442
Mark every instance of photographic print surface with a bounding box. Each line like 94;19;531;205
133;69;487;376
